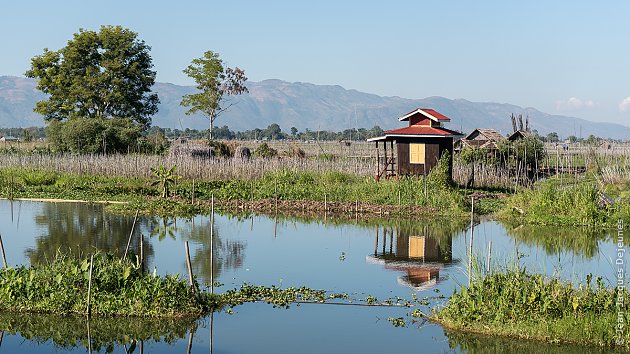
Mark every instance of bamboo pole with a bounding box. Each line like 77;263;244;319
185;241;196;293
123;210;140;259
209;312;214;354
187;331;193;354
140;233;144;273
86;319;92;354
468;197;474;286
210;193;214;294
0;233;7;268
487;240;492;274
86;254;94;316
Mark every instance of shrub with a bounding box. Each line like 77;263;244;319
207;140;231;157
254;143;277;158
21;170;59;186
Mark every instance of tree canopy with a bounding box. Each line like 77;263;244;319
181;50;248;140
25;25;159;128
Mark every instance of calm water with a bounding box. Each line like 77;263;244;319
0;200;624;353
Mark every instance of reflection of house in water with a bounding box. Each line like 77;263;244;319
366;225;458;291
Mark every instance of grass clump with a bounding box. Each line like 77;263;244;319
433;270;630;349
20;169;59;186
0;252;216;317
498;177;630;227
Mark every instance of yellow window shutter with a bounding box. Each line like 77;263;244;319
410;143;425;164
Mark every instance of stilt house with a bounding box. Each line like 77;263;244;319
367;108;462;179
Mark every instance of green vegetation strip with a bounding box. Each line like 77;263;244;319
0;253;216;317
498;175;630;227
432;270;630;349
0;165;474;217
0;252;429;319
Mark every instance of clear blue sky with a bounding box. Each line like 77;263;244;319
2;1;630;126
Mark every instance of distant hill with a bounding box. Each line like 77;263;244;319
1;75;629;139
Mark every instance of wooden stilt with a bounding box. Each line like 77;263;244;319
468;197;474;286
0;233;7;268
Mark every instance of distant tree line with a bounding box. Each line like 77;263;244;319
153;124;385;141
532;130;625;145
0;127;46;141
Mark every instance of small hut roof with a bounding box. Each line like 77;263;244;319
507;130;534;141
367;125;462;142
398;108;451;122
463;128;506;142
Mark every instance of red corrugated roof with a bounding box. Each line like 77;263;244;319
383;125;461;136
420;108;451;121
399;108;452;122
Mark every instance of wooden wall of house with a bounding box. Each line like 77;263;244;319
396;137;453;177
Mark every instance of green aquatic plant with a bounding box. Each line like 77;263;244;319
498;177;630;227
387;317;406;327
150;164;181;198
0;252;215;317
434;269;630;349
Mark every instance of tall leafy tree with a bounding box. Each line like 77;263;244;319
181;50;248;140
25;25;159;130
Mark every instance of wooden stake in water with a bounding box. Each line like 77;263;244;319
210;193;214;294
374;226;379;256
187;331;194;354
487;239;492;274
140;233;144;273
86;319;92;354
124;210;140;259
468;197;474;286
250;181;254;207
275;182;278;213
0;233;7;269
86;254;94;316
209;312;214;354
185;241;196;294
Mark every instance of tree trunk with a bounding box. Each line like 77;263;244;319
208;109;216;141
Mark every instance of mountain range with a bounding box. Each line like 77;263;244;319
1;75;629;139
